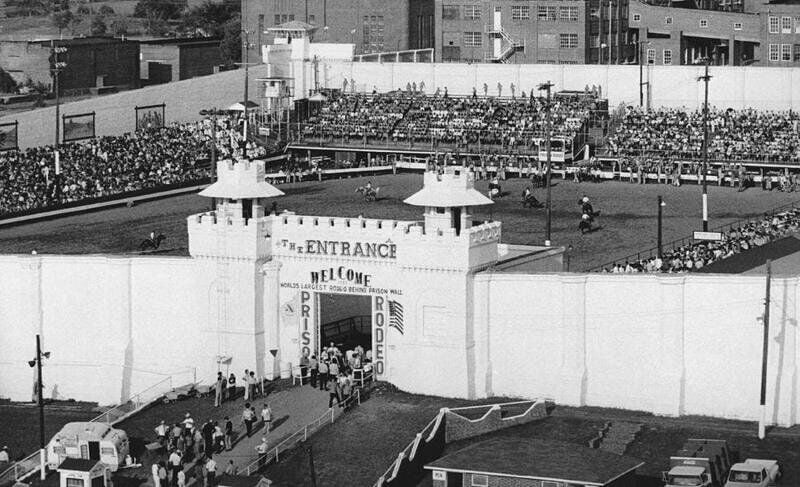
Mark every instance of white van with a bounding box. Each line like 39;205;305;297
47;423;129;472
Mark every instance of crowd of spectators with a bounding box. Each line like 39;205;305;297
604;208;800;273
300;89;601;151
608;106;800;162
0;115;266;217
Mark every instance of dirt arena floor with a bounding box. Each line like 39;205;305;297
1;173;799;271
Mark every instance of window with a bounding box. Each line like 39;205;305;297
647;48;656;64
632;13;641;21
362;15;385;53
559;33;578;48
66;479;84;487
769;16;779;33
274;14;280;25
782;43;792;61
699;19;708;28
308;14;315;24
782;16;792;33
442;5;460;20
665;16;672;25
538;6;557;21
795;44;800;61
471;474;489;487
795;16;800;33
734;22;742;30
663;49;672;64
100;447;115;456
560;6;579;21
280;14;288;23
464;31;482;46
769;43;779;61
288;14;294;21
464;5;481;19
512;5;530;20
258;14;264;31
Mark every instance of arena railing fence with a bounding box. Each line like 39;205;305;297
0;450;43;487
588;199;800;271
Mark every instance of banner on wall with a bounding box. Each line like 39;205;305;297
0;121;19;151
135;103;165;130
372;295;387;380
62;112;95;142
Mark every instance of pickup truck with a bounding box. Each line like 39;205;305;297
725;459;781;487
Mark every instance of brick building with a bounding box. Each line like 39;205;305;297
140;38;224;85
0;37;140;94
435;0;631;64
629;0;800;66
241;0;435;61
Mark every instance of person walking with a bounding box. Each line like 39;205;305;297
247;371;257;399
255;437;268;469
318;359;328;391
202;420;214;458
193;458;205;487
151;462;161;487
309;354;318;388
176;470;185;487
241;403;255;437
223;416;233;451
242;369;250;401
168;449;182;487
227;373;236;400
214;372;224;407
157;462;168;487
155;421;168;448
260;403;272;433
327;375;340;408
205;457;217;487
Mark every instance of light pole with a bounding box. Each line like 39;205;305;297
538;81;554;247
697;59;712;231
758;259;772;439
657;196;666;258
599;43;607;65
28;335;51;451
51;42;67;200
637;40;650;107
241;30;254;160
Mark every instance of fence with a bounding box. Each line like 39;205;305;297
588;199;800;271
0;450;43;487
242;388;362;475
88;375;176;425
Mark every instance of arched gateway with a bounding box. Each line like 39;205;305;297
187;160;561;398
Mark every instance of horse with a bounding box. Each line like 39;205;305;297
521;189;542;208
488;181;502;199
140;234;166;251
355;186;380;202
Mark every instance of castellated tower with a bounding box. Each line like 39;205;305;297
187;159;284;382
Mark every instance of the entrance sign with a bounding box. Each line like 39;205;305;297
372;296;387;379
304;240;397;259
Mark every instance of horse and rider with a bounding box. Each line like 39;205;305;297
355;180;380;201
488;176;502;199
578;196;600;234
140;231;166;251
521;185;542;208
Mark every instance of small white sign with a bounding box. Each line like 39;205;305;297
693;231;723;241
432;471;446;481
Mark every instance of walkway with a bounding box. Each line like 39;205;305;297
214;384;330;473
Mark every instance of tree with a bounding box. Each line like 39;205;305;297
52;10;74;35
99;5;115;16
219;13;241;66
181;0;239;37
133;0;187;20
90;15;107;35
111;17;129;36
0;68;18;94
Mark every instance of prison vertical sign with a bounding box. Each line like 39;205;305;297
300;291;316;358
372;296;387;380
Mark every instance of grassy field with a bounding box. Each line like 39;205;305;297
256;388;800;487
1;173;799;271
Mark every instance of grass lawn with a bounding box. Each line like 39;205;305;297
1;173;798;271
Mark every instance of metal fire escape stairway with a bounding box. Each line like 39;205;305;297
485;26;524;63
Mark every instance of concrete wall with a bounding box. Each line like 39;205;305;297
0;254;248;405
472;272;800;426
317;60;800;109
0;64;274;149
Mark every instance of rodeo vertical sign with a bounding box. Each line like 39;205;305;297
372;296;387;380
299;291;315;358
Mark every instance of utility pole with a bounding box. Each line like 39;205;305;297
51;41;67;200
758;260;772;440
638;40;650;107
306;444;318;487
36;335;45;450
698;60;712;231
657;195;664;259
241;29;252;160
607;0;613;65
538;81;554;246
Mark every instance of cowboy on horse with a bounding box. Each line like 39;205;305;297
355;180;380;201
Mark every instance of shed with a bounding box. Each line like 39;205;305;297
425;438;644;487
57;458;106;487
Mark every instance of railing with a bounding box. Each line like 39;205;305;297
587;199;800;271
0;450;43;487
374;412;442;486
89;376;176;425
242;388;362;475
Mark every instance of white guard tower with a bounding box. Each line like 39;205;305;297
187;159;284;382
404;167;494;237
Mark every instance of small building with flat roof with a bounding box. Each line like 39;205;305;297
424;438;644;487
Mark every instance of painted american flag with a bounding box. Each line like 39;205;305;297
388;300;404;335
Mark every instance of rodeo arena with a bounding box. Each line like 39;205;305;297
1;32;800;487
